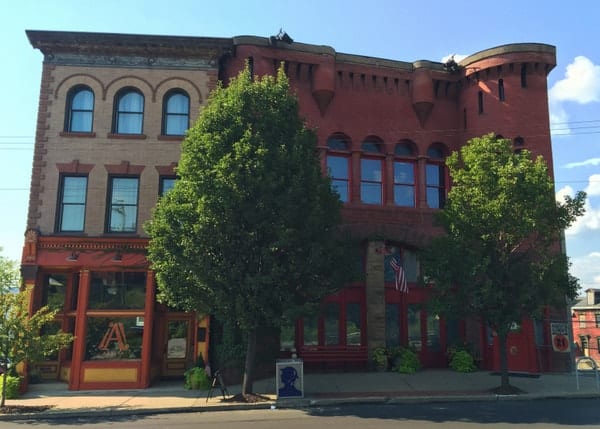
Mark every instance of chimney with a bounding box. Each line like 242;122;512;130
586;288;600;305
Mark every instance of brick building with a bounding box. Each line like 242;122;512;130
572;289;600;364
22;30;569;390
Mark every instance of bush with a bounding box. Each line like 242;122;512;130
449;350;477;372
184;367;211;390
1;375;22;399
372;347;388;369
392;348;421;374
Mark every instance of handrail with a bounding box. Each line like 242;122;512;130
575;356;599;391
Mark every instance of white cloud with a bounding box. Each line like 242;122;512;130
549;56;600;104
564;158;600;169
558;182;600;236
587;174;600;196
548;56;600;136
570;252;600;291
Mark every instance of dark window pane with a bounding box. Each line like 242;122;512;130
327;137;349;150
327;156;349;202
303;317;318;346
408;305;422;351
324;302;340;345
385;304;400;348
88;272;146;310
426;313;441;352
346;303;361;346
42;274;68;310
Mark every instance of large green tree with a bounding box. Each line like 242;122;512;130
0;250;73;407
146;66;352;397
423;134;585;393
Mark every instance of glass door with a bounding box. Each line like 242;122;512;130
162;318;191;377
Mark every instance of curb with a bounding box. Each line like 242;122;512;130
2;391;599;421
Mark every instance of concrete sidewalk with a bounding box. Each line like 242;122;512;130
2;369;599;420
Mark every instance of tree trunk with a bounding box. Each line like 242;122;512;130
0;368;7;408
498;331;511;390
241;327;257;395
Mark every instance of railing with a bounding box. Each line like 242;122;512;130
575;356;600;391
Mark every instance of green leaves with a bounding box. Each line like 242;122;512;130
425;133;586;326
146;64;350;332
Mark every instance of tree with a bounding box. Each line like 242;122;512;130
423;134;585;393
146;66;353;398
0;249;19;294
0;254;73;407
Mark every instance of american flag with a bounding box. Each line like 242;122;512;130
390;255;408;293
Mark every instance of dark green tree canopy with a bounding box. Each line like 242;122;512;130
424;134;585;333
146;66;351;332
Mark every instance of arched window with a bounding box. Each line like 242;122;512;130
426;145;447;209
326;134;351;202
393;140;416;207
360;137;383;205
65;86;94;132
114;88;144;134
162;90;190;136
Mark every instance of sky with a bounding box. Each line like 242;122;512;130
1;0;599;293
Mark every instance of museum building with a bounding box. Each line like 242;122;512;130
21;29;569;390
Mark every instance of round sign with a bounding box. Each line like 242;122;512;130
552;334;569;352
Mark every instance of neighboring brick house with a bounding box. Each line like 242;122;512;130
572;289;600;364
22;29;569;390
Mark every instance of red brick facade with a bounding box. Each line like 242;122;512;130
22;30;568;390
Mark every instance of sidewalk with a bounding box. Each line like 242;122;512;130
2;369;599;420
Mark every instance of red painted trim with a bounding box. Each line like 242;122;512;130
70;269;90;390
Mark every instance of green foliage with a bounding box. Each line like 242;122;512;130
0;250;19;293
423;134;586;386
0;286;73;407
449;350;477;373
372;347;388;368
1;375;22;399
184;366;210;390
213;320;246;372
392;348;421;374
146;65;354;392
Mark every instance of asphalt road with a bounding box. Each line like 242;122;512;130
3;398;600;428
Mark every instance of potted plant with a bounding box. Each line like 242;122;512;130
392;347;421;374
184;366;210;390
372;347;389;371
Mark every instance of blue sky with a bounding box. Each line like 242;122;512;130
1;0;599;293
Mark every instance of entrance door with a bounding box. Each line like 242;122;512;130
162;318;192;378
407;304;446;367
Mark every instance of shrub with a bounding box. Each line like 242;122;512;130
184;367;211;390
392;348;421;374
372;347;388;369
449;350;477;372
2;375;22;399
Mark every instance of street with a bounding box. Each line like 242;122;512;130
2;398;600;428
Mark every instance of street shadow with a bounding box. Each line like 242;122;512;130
305;398;600;425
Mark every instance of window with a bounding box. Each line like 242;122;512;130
596;313;600;328
114;88;144;134
162;90;190;136
346;303;362;346
498;79;505;101
426;146;446;208
326;135;350;202
393;142;415;207
324;302;340;345
65;86;94;132
159;177;176;196
89;271;146;310
478;90;484;114
520;64;527;88
57;176;87;232
580;335;589;350
361;139;383;205
108;177;139;232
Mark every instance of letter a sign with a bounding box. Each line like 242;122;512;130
98;322;129;351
